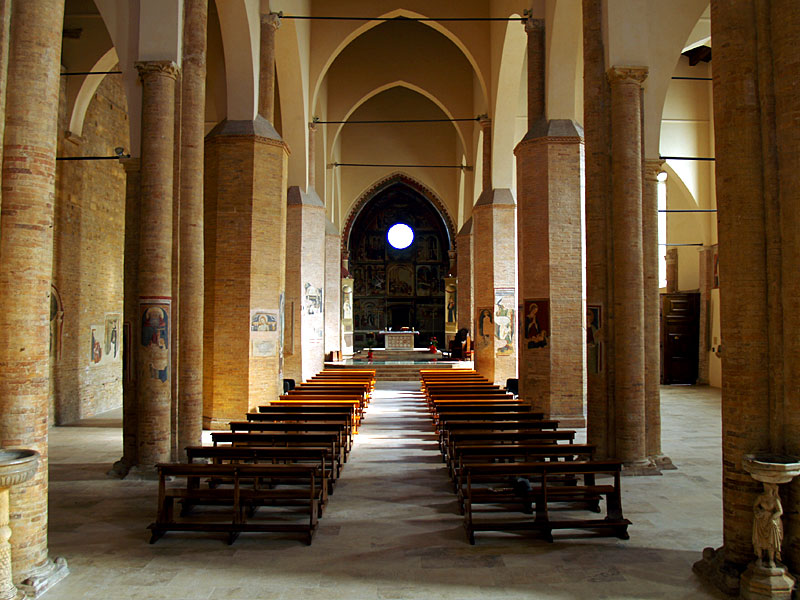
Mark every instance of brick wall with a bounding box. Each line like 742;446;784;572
51;72;128;424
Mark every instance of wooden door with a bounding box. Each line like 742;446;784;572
660;292;700;384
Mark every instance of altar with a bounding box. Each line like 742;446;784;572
380;330;418;350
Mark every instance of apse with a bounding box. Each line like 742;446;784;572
347;182;451;349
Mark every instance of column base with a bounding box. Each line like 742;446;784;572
692;546;745;597
17;557;69;598
106;457;132;479
652;454;678;471
621;458;662;476
124;465;159;481
740;561;796;599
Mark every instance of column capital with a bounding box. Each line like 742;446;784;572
261;12;281;30
607;66;648;86
524;17;544;34
308;120;317;133
135;60;179;81
643;158;666;182
479;115;491;129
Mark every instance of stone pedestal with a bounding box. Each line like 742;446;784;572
341;277;354;357
738;454;800;600
0;450;39;600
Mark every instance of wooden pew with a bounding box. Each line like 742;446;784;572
211;431;345;476
246;410;354;437
228;420;351;454
185;445;335;497
147;463;323;545
462;460;631;544
438;419;561;457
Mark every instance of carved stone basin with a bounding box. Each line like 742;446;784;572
743;453;800;485
0;449;39;489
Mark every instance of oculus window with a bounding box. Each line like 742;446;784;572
387;223;414;249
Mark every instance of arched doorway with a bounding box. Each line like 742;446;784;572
346;181;452;349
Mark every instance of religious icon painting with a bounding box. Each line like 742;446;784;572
104;314;120;361
89;324;103;365
523;299;549;350
587;304;602;374
494;288;515;356
140;300;170;383
477;306;493;349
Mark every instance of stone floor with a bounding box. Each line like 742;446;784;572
43;383;728;599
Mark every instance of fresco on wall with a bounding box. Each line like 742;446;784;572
416;234;440;262
50;286;63;361
494;288;515;356
523;299;549;350
90;324;103;365
251;311;278;332
387;264;414;296
104;314;120;361
140;302;170;382
444;279;457;333
416;265;439;296
304;283;322;315
587;304;601;373
477;307;493;350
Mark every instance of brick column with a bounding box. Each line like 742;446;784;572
0;0;69;590
582;0;614;460
693;2;780;591
473;116;516;385
0;0;10;215
285;187;326;382
665;247;678;292
516;16;585;426
259;13;280;123
324;219;342;358
608;66;649;469
643;160;671;467
134;61;179;470
114;158;141;477
697;245;713;385
456;218;474;337
178;0;207;460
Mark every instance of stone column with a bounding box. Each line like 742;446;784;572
0;0;69;589
324;219;342;358
526;18;545;130
134;61;179;470
456;218;474;338
259;12;280;123
308;121;317;190
178;0;207;460
608;66;649;469
643;159;670;467
583;0;614;460
473;116;516;384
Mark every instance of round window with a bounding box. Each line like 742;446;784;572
387;223;414;249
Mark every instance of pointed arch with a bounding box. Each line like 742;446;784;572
311;9;488;115
342;173;457;254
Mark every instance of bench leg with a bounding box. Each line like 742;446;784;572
148;527;165;544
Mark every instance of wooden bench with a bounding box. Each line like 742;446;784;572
211;431;345;477
451;443;597;509
444;428;576;465
147;463;323;545
247;410;355;437
438;419;560;457
462;460;631;544
185;444;335;496
228;420;351;454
